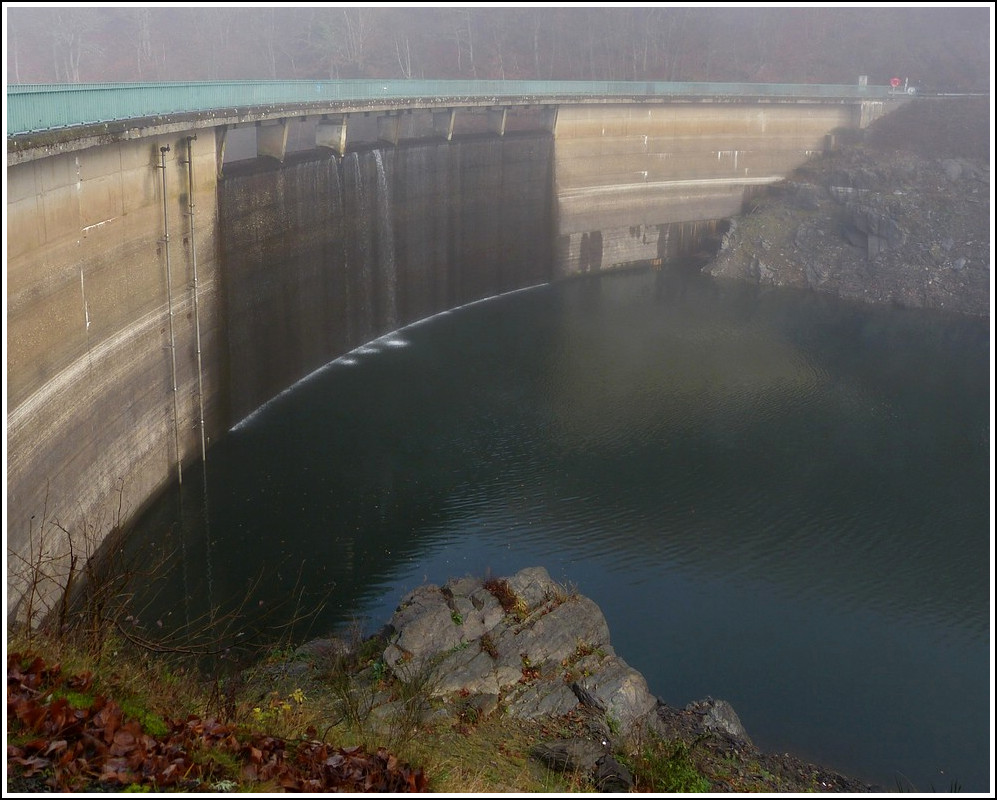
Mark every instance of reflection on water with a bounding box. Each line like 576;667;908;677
123;267;990;792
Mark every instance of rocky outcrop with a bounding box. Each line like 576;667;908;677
375;566;739;791
707;97;989;316
288;567;875;792
381;566;658;743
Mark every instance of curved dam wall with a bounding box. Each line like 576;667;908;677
7;98;883;622
6;132;554;623
219;136;554;425
553;102;859;274
7;131;226;623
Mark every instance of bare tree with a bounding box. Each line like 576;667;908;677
48;8;106;82
341;7;373;74
309;7;378;78
3;6;991;90
395;34;413;79
263;8;279;79
126;7;162;81
454;9;476;77
530;11;546;78
9;21;23;82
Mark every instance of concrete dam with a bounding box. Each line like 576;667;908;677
6;82;898;620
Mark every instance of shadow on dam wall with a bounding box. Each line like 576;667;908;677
218;133;555;425
8;97;905;629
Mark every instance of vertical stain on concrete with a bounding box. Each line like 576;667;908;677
79;266;90;331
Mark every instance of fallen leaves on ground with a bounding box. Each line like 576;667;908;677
7;651;428;792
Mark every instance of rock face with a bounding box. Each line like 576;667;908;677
292;567;876;792
707;97;989;316
374;566;668;791
381;566;658;740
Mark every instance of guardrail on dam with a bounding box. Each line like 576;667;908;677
6;80;903;622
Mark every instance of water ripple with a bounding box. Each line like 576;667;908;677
128;269;991;793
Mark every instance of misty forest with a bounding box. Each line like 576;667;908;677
6;5;991;91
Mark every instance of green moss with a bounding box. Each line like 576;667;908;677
52;689;96;710
189;743;242;782
119;698;170;738
625;738;711;793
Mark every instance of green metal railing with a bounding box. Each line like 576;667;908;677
6;80;892;136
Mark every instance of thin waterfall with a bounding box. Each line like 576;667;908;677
217;132;553;421
431;143;453;311
128;129;558;657
373;149;398;330
342;152;374;346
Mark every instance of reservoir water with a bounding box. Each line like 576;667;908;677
125;265;991;792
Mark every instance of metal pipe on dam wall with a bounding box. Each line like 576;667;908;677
7;131;226;625
6;131;556;623
6;97;884;622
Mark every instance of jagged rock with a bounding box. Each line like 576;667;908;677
575;655;658;733
530;739;633;793
594;754;634;792
376;567;658;742
505;680;581;719
432;642;517;696
531;738;608;773
282;567;880;793
492;594;611;668
504;565;561;610
382;585;463;678
686;697;751;742
750;255;775;283
846;203;906;258
705;98;988;316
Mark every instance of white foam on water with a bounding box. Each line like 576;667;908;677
230;359;336;432
229;282;549;433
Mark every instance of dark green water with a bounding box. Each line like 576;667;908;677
126;267;991;792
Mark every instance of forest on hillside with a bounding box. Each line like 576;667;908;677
5;6;991;92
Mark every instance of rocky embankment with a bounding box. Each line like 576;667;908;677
295;567;875;792
707;97;990;316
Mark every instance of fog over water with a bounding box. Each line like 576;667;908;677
126;266;991;793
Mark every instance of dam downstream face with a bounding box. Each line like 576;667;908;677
122;267;989;792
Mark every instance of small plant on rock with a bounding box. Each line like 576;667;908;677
483;578;528;621
519;653;541;683
479;632;498;659
543;580;578;607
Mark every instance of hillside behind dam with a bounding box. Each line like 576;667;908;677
707;96;990;316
